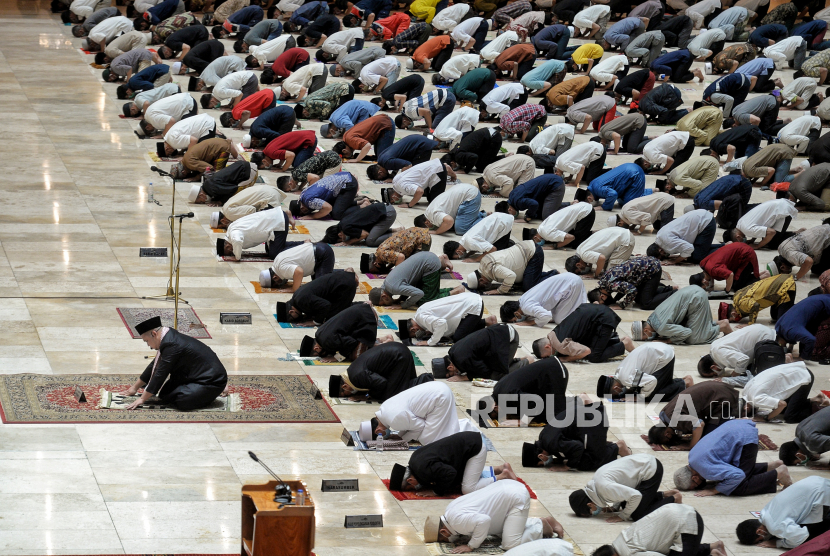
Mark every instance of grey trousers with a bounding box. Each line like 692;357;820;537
541;186;566;219
710;92;735;118
626;31;666;67
366;204;397;246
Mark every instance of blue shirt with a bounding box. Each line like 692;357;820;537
704;73;750;100
688;419;759;495
330;100;380;131
508;174;564;219
533;24;568;43
605;17;642;48
377;135;437;172
300;171;355;211
749;24;788;48
128;64;169;92
291;1;328;25
251;105;294;144
792;20;826;41
228;5;263;25
650;49;692;76
693;175;752;211
355;0;390;15
521;59;566;84
775;295;830;357
735;57;774;77
588;163;645;211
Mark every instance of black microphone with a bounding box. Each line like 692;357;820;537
249;451;292;503
171;212;195;218
150;166;171;177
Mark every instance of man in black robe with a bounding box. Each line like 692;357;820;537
531;303;634;363
389;431;518;496
277;270;359;325
487;357;570;423
522;397;630;471
299;303;389;361
442;127;504;174
329;342;433;401
432;324;531;382
122;316;228;410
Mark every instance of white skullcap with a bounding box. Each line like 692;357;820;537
358;420;373;441
273;86;282;100
406;58;414;70
607;215;616;227
567;26;574;36
242;134;251;148
467;271;478;289
210;212;220;228
259;269;272;288
172;61;182;74
188;184;201;202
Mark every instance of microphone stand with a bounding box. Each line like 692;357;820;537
248;451;293;504
170;212;194;329
144;167;188;307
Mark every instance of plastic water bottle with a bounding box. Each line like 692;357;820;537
297;489;305;505
376;434;384;452
148;182;154;203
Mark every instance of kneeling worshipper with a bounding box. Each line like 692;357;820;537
730;198;800;251
522;397;630;471
443;212;515;262
466;239;560;294
565;227;636;279
697;323;779;385
523;201;595;250
788;162;830;211
570;454;680;522
720;272;796;325
383;158;452;207
368;251;458;310
613;192;676;235
499;272;587;327
216;208;299;261
531;303;630;363
289;171;361;221
389;431;517;496
138;91;197;137
423;480;564;551
580;162;646;212
776;221;830;281
741;361;815;423
673;419;791;497
276;269;359;325
736;475;830;550
399;291;493;347
432;323;530;382
647;209;718;265
632;285;731;345
299;303;385;362
211;184;283;230
158;113;220;158
476;154;536;198
597;343;691;403
360;227;432;275
171;138;241;180
189;161;258;205
649;380;741;448
488;357;570;423
329;341;433;401
594;504;726;556
362;380;474;445
414;183;486;236
589;256;675;311
259;241;335;292
775;294;830;360
320;202;398;247
689;242;762;294
779;405;830;466
121;316;228;410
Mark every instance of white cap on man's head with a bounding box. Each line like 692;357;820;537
358;420;373;441
466;271;478;289
242;134;251;148
188;185;201;202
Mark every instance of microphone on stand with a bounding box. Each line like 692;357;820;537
249;451;292;503
171;212;195;219
150;166;171;177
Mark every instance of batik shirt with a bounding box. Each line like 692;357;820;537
152;12;197;44
375;228;432;266
299;171;354;211
597;256;662;309
291;150;341;184
302;82;350;119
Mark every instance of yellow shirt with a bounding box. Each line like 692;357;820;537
572;44;604;65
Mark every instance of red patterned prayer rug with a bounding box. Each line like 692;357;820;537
382;477;537;501
641;433;778;452
0;374;339;424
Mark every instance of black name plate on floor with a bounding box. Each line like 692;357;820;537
341;427;354;446
322;479;359;492
344;514;382;528
140;247;168;257
74;386;87;403
219;312;252;325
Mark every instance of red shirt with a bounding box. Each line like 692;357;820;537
263;129;317;161
700;242;759;281
232;88;275;120
373;12;411;40
271;47;310;79
413;35;451;64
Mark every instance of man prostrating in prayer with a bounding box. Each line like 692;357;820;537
121;316;228;411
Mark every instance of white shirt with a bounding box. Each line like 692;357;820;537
503;539;573;556
589;54;628;83
614;343;675;398
250;35;292;65
271;241;316;280
655;209;713;258
359;57;399;87
443;480;534;550
576;227;633;264
225;208;286;260
710;323;776;374
686;0;720;16
213;71;255;101
530;123;575;155
583;454;660;520
425;183;479;225
741;361;812;414
573;4;610;31
70;0;104;18
620;192;675;227
480;30;518;62
781;77;816;108
432;3;470;31
392;159;444;197
642;131;690;167
778;115;821;139
764;36;804;62
440;53;481;80
323;28;365;61
414;291;483;346
222;184;284;221
134;82;179;112
283;62;325;96
482;82;525;114
519;272;587;327
688;27;726;54
538;202;592;242
433;107;480;145
736;199;799;240
164;113;216;151
452;17;484;45
144;92;195;129
200;56;246;88
461;213;515;254
760;476;830;549
554;141;604;175
612;504;700;556
88;16;133;44
374;381;464;444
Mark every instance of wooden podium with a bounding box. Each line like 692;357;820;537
241;480;315;556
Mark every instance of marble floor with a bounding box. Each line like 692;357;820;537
0;0;829;554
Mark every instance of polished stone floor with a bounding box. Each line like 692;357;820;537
1;0;829;554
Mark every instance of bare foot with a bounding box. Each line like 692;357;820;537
500;463;518;481
617;440;632;457
450;285;466;295
484;315;498;326
768;459;784;470
622;336;635;352
683;375;694;388
709;540;725;556
777;465;793;488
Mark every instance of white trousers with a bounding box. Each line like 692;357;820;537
461;442;494;494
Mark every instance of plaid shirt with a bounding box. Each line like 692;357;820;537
500;103;547;133
292;150;341;184
395;22;428;50
597;255;662;309
494;0;531;26
302;82;351;119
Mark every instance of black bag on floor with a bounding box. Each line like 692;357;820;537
752;340;786;375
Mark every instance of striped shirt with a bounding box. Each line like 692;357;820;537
403;90;450;119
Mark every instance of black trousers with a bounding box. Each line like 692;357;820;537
570;208;595;249
755;71;775;92
452;313;486;342
475;70;497;104
582;150;608;185
670;59;695;83
805;507;830;541
654;205;675;231
635;269;675;310
432;42;454;72
331;180;359;220
630;460;675;521
574;80;596;104
623;121;649;154
668;511;710;556
493;232;512;251
783;369;815;423
729;443;779;496
647;358;685;402
765;216;796;250
522;245;559;290
516;58;536;80
265;211;303;258
426;171;448;203
587;325;626;363
312;242;336;279
674;138;696;167
158;380;225;411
